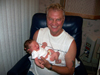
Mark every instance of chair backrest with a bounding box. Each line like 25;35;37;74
30;13;83;60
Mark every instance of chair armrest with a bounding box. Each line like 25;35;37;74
7;54;31;75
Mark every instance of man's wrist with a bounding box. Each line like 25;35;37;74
48;63;53;70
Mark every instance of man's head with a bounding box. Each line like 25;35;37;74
46;3;65;36
24;39;39;54
46;3;65;17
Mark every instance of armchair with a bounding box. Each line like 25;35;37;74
7;13;87;75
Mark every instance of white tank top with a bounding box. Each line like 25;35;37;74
37;27;74;53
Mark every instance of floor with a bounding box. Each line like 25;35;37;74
87;70;96;75
84;63;98;75
79;54;99;75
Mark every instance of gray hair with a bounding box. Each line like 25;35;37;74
46;3;65;17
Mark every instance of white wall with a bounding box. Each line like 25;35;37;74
0;0;39;74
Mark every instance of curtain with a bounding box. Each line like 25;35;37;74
0;0;39;75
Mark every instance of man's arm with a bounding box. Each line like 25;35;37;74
41;40;76;75
33;30;39;41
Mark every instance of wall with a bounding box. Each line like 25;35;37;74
38;0;100;55
65;0;100;15
39;0;60;13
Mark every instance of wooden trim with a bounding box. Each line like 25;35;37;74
65;12;100;20
60;0;66;9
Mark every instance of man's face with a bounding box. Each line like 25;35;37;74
47;9;65;36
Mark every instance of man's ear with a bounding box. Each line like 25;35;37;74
63;16;65;22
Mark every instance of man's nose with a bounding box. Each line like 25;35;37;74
52;20;56;25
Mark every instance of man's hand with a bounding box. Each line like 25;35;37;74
35;56;51;69
35;57;44;69
40;56;51;69
24;48;32;54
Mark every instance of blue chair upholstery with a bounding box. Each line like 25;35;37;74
7;13;87;75
7;54;31;75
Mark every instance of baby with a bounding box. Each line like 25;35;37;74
24;39;61;68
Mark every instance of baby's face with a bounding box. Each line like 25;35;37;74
29;41;39;51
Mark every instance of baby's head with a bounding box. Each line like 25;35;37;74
24;39;39;54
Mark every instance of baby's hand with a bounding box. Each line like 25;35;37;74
56;52;60;56
41;42;47;48
55;52;61;64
